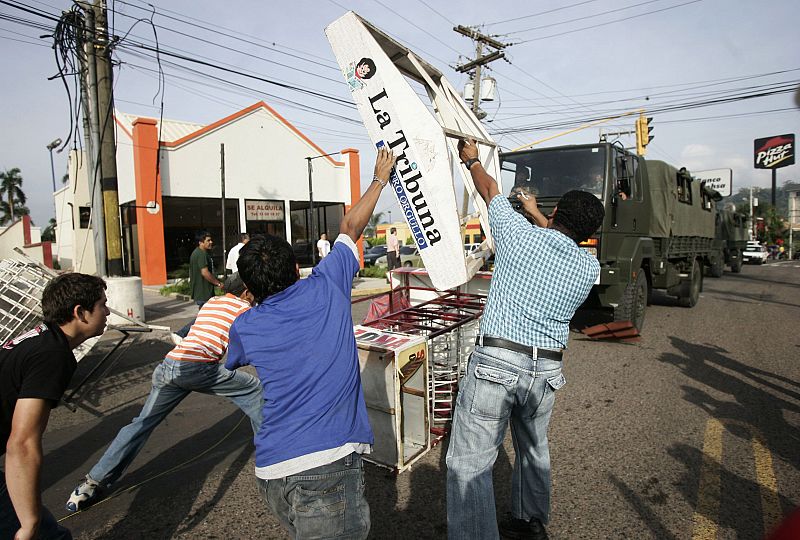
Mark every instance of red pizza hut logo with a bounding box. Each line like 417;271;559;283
754;134;795;169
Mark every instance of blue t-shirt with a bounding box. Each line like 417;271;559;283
226;241;374;468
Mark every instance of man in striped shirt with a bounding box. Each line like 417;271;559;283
65;273;263;512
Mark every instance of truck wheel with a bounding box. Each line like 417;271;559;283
614;269;648;332
730;251;743;273
710;257;724;278
677;259;702;308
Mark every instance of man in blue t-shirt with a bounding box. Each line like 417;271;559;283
226;148;395;539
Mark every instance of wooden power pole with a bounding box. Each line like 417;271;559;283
89;0;123;275
454;25;507;219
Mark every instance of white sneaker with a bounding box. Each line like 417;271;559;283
171;333;183;345
66;475;100;512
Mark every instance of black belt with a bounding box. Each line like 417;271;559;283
476;336;563;361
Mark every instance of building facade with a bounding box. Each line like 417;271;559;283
54;101;362;284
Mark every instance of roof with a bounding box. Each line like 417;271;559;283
114;102;344;166
115;111;204;143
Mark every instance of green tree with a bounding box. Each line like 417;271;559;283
0;200;30;226
364;211;384;238
41;218;57;241
0;168;27;224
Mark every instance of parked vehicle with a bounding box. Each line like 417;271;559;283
500;142;725;333
742;241;769;265
375;245;423;268
363;245;388;266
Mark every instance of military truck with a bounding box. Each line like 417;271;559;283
499;142;724;332
709;208;748;276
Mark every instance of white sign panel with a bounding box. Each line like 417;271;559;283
326;13;470;290
694;168;733;197
245;200;284;221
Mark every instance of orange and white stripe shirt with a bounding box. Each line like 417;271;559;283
166;294;250;363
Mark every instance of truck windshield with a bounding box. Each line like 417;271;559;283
500;146;606;199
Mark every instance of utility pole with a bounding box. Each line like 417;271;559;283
220;144;227;272
79;3;106;276
454;25;507;218
92;0;123;276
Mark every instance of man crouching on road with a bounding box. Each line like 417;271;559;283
226;148;396;539
446;140;605;540
1;273;109;540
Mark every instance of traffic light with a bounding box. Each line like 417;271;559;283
635;114;654;155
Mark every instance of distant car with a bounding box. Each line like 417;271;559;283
363;245;388;266
742;241;768;265
464;243;482;256
375;245;423;268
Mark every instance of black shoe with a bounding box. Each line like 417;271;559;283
498;512;549;540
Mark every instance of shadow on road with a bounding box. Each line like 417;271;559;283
608;474;676;540
88;411;252;539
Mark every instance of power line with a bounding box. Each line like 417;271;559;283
484;0;603;27
513;0;704;44
504;0;667;36
414;0;456;27
372;0;465;56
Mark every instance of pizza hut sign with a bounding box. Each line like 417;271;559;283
245;200;284;221
754;134;794;170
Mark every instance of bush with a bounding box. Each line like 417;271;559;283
370;236;387;246
160;279;191;296
359;266;387;279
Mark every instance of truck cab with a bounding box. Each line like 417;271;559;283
499;142;718;333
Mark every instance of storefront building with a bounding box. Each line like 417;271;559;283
55;101;362;284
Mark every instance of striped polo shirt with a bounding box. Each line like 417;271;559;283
166;294;250;363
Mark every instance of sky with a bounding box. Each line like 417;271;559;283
1;0;799;229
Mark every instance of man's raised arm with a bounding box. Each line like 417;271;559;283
458;139;501;206
340;148;396;243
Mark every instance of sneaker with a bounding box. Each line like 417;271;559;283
171;333;183;346
498;512;549;540
66;475;100;512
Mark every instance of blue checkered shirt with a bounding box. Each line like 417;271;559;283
480;195;600;349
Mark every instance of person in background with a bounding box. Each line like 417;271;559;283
1;273;109;540
386;227;400;271
66;273;262;513
174;230;223;342
226;148;396;539
226;233;250;274
317;232;331;259
446;139;605;540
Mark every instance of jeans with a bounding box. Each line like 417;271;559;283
175;300;205;338
446;345;565;540
0;476;72;540
257;452;370;540
88;358;263;487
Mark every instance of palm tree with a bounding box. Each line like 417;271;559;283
0;200;30;226
42;218;57;241
365;211;384;238
0;168;26;224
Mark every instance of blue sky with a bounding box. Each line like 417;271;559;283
1;0;798;227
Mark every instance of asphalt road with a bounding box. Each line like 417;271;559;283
38;261;799;539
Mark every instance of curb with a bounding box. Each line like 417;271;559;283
352;287;390;298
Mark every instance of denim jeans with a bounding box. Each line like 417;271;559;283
0;477;72;539
256;452;370;540
88;358;263;487
446;345;565;539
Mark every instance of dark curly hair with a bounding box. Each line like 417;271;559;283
237;234;298;304
42;273;107;325
552;190;605;243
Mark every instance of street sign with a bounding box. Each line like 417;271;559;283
754;134;795;169
694;168;733;197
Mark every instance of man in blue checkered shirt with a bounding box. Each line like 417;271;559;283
447;140;605;540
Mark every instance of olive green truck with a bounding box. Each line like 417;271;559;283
499;142;748;333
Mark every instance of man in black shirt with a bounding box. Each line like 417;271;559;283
0;273;109;540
